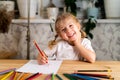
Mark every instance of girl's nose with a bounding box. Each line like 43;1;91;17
66;28;72;35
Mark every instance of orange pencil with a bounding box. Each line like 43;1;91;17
17;72;24;80
13;72;19;80
33;40;44;56
33;40;48;60
19;73;31;80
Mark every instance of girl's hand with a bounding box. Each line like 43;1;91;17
73;31;82;46
37;52;48;65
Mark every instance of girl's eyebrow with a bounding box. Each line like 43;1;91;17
59;26;65;30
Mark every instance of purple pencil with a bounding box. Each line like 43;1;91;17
0;68;16;75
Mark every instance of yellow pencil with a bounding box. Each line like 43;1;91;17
13;72;23;80
19;73;31;80
0;75;5;79
1;71;14;80
16;72;24;80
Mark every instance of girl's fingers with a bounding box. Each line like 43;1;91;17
41;51;48;60
37;59;46;65
37;53;48;65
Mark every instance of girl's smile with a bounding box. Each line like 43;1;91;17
67;32;76;40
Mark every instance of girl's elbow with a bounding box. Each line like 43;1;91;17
85;57;95;63
90;53;96;63
89;59;95;63
89;56;96;63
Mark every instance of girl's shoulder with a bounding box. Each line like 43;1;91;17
81;38;91;45
82;38;91;41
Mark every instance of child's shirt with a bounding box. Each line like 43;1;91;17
44;38;94;60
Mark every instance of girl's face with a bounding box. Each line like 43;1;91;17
58;18;81;43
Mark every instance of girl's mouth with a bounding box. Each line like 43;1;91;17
68;32;76;39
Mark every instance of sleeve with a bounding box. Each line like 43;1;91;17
82;38;95;52
79;38;95;61
43;45;57;57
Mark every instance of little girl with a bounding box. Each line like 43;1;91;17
37;13;96;64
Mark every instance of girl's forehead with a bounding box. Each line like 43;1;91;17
59;18;75;26
55;17;78;31
58;20;71;28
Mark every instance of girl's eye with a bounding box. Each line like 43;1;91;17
61;28;66;32
69;25;73;28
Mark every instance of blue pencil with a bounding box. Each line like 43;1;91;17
74;73;112;79
70;74;99;80
63;73;78;80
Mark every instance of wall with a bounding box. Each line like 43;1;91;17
0;21;120;60
92;23;120;60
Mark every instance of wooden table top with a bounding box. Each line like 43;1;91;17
0;60;120;80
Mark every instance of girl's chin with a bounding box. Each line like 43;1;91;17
69;36;77;41
69;38;76;42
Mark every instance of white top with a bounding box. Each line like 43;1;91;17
44;38;94;60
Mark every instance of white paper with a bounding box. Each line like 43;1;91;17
16;60;62;74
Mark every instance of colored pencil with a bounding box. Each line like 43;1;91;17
33;40;44;56
0;74;5;79
74;73;110;77
73;73;112;79
17;72;25;80
1;71;14;80
9;71;16;80
13;72;19;80
45;74;51;80
63;73;78;80
0;68;16;75
56;74;63;80
19;73;31;80
52;73;54;80
33;40;48;59
77;69;112;72
25;72;39;80
71;74;99;80
26;73;42;80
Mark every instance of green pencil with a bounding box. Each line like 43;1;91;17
52;73;54;80
56;74;63;80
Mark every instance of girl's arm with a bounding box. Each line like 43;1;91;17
75;42;96;63
73;32;96;63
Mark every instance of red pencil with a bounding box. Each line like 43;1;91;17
26;73;42;80
33;40;45;57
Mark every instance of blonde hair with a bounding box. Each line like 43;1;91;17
48;12;86;49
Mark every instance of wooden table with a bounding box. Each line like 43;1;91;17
0;60;120;80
